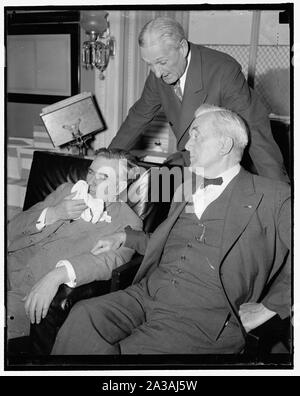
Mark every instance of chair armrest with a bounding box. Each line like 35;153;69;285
51;280;111;313
30;280;111;355
244;315;292;359
110;253;143;292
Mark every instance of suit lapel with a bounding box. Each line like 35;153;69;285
135;170;264;283
178;44;208;147
133;199;187;283
134;174;194;283
219;170;264;265
158;44;208;147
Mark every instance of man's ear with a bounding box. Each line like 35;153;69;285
220;136;234;155
180;39;189;57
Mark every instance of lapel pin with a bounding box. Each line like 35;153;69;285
244;205;252;208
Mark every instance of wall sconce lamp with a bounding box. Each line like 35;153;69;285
80;11;116;79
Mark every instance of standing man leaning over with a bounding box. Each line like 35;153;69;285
52;105;291;355
109;16;288;182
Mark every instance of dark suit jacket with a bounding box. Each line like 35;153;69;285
126;168;291;329
110;43;288;182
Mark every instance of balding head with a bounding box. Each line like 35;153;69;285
138;17;186;49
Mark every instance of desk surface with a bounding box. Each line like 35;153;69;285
131;149;169;165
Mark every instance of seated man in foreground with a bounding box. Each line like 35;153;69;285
52;105;291;355
7;149;142;340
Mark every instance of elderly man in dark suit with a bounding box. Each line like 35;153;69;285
51;105;291;355
109;16;288;182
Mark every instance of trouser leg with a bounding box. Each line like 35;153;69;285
120;317;245;354
51;287;146;355
6;290;30;340
30;302;69;355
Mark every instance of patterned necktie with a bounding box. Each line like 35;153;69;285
173;80;183;101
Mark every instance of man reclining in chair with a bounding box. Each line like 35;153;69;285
7;149;142;340
51;105;291;355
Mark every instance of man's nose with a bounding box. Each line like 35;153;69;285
88;174;99;186
88;174;95;183
153;64;162;78
185;138;191;151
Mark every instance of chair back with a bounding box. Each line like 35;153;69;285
22;151;171;232
23;151;92;211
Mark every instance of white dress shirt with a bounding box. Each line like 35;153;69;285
191;165;241;219
179;50;191;95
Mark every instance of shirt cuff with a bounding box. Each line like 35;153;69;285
36;208;48;230
56;260;77;288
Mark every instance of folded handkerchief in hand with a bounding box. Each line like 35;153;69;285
100;211;111;223
71;180;104;223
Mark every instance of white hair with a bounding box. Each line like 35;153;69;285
194;104;249;156
138;17;186;49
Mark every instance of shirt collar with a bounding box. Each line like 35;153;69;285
216;164;241;188
193;164;241;195
180;49;191;93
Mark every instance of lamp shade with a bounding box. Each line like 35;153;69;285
80;11;108;35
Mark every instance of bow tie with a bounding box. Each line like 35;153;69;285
203;176;223;188
192;174;223;192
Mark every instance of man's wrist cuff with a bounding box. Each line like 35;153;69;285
56;260;77;288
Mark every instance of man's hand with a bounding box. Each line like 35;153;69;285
239;302;277;332
24;267;68;324
91;232;126;255
46;192;88;224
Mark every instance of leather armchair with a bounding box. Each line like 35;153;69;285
11;150;291;359
23;150;172;354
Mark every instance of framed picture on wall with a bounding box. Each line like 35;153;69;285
40;92;105;147
7;23;80;104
